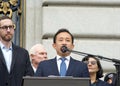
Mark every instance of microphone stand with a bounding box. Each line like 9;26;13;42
68;49;120;86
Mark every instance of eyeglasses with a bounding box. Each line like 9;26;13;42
84;61;97;65
0;24;15;30
108;74;114;78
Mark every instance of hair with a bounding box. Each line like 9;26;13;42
53;28;74;44
104;72;117;86
29;44;45;55
82;55;103;79
0;16;13;26
0;16;12;21
104;72;116;82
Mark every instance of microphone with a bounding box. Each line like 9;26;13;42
61;46;69;53
61;46;95;56
61;45;120;64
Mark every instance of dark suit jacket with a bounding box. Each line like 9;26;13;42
35;57;89;77
0;43;34;86
91;79;112;86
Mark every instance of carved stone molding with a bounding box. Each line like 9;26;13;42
0;0;21;18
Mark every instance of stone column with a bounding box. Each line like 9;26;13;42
26;0;43;50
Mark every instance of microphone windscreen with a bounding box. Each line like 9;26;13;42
61;46;68;53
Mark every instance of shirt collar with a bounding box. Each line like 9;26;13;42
56;55;70;61
0;41;12;50
31;65;37;73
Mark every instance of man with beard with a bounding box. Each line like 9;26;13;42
0;16;34;86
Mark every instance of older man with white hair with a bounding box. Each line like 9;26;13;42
29;44;47;73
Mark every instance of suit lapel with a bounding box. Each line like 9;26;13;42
10;44;17;73
66;57;75;75
0;48;6;66
51;58;60;75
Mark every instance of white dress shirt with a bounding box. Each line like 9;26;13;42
0;42;12;73
56;55;70;73
32;64;37;73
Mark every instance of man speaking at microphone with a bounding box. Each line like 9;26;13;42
35;28;89;77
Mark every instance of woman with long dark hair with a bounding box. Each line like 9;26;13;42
82;55;112;86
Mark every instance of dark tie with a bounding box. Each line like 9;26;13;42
60;58;66;76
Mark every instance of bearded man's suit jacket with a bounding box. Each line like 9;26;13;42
0;43;34;86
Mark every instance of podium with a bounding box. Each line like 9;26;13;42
22;76;90;86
